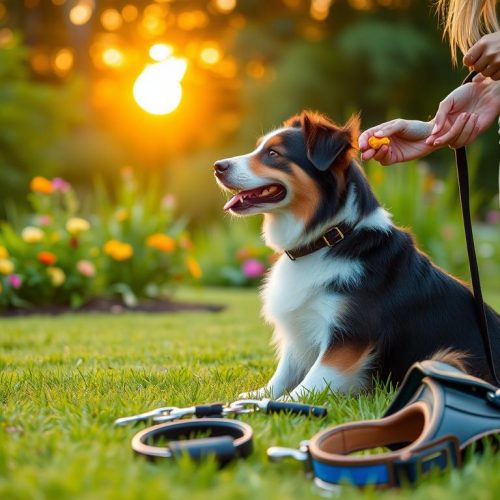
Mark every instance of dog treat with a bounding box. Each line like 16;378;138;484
368;136;391;149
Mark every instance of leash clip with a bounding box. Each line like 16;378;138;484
267;440;310;466
486;389;500;408
154;406;197;422
114;406;178;426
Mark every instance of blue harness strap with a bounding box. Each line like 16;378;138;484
312;459;391;486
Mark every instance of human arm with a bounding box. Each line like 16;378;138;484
463;32;500;81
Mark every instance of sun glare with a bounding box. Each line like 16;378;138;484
133;57;187;115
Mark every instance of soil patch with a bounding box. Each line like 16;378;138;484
0;297;225;317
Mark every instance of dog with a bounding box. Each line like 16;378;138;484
214;110;500;399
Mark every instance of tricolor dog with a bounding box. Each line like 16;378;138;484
214;111;500;399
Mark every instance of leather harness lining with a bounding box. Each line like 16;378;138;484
313;403;429;460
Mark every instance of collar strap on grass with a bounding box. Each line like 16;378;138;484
131;418;254;466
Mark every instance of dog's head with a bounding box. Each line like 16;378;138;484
214;111;359;227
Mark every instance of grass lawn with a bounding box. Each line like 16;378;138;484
1;286;500;500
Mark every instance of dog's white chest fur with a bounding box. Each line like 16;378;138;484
261;249;364;358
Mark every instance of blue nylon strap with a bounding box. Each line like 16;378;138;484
312;459;390;486
311;437;458;487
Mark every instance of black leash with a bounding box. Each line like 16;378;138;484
456;71;499;386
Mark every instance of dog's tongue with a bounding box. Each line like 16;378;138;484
224;194;243;211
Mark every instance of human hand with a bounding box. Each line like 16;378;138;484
463;32;500;80
359;119;435;165
426;77;500;148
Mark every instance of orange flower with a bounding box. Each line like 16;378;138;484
38;251;57;266
115;209;129;222
146;233;175;253
235;247;259;261
30;176;54;194
186;256;202;279
103;240;133;261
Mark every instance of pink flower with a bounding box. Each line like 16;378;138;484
485;210;500;225
8;274;22;289
52;177;70;193
76;260;95;277
161;194;176;210
38;214;53;226
242;258;266;278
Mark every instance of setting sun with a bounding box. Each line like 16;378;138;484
133;56;187;115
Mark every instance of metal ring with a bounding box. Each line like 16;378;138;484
131;418;253;465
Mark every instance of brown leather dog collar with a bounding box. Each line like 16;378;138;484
284;223;351;260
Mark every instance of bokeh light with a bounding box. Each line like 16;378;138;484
30;50;50;74
69;0;94;26
53;48;74;76
310;0;332;21
100;8;123;31
200;42;222;65
214;0;237;13
102;47;125;68
121;4;138;22
133;57;187;115
0;28;13;47
149;43;173;62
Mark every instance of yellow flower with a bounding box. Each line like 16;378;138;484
50;231;61;243
21;226;44;244
30;176;54;194
103;240;133;261
115;209;129;222
186;256;202;279
0;245;8;259
146;233;175;253
66;217;90;236
47;266;65;287
0;258;14;275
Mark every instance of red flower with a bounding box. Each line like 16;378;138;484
38;251;57;266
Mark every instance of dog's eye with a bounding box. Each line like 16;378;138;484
268;149;280;157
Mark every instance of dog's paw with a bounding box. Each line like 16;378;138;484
238;387;268;400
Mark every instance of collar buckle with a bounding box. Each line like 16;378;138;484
322;226;344;247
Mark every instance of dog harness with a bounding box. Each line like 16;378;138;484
268;360;500;489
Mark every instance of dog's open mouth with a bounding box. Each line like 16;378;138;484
223;184;287;212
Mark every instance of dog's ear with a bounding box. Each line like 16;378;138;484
299;111;359;172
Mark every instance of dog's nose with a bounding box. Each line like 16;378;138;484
214;160;230;175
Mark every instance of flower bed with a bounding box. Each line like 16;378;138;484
0;171;202;311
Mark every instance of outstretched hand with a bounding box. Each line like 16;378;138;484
358;119;435;165
426;76;500;148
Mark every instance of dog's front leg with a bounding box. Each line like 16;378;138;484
239;342;310;399
287;343;373;400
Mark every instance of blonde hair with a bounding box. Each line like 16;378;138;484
435;0;499;63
